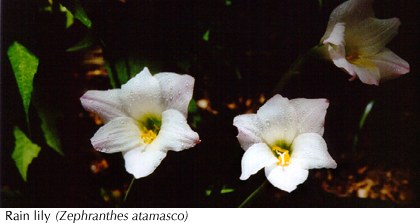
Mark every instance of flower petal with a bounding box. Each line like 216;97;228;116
352;62;380;85
321;0;374;42
123;147;167;179
149;109;200;152
348;18;400;56
91;117;143;153
120;67;163;119
233;114;263;150
264;162;309;193
256;94;297;146
80;89;126;123
154;72;195;117
371;48;410;80
290;98;329;135
291;133;337;170
240;143;278;180
323;23;356;76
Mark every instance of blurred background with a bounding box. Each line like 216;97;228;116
1;0;419;207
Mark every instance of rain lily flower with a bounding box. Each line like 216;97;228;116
80;67;200;178
234;94;337;192
321;0;409;85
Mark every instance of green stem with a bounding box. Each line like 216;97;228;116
272;44;325;94
238;180;268;208
123;177;136;203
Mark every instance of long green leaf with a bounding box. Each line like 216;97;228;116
37;107;64;156
7;42;39;124
60;0;92;28
12;126;41;181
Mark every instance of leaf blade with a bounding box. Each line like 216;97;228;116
7;41;39;123
12;126;42;181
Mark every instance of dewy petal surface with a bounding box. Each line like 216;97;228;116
233;114;263;151
155;72;195;117
371;48;410;80
80;89;126;123
150;109;199;152
91;117;143;153
123;147;167;179
240;143;278;180
291;133;337;170
120;67;163;120
256;95;297;146
290;98;329;135
264;162;309;193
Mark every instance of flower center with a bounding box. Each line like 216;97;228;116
139;114;161;144
272;146;290;167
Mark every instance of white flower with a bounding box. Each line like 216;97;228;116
234;94;337;192
321;0;409;85
80;67;200;178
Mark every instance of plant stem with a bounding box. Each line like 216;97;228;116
272;44;325;94
123;177;136;203
238;180;268;208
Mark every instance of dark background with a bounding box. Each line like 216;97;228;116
1;0;419;207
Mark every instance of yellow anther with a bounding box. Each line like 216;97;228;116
272;146;290;167
141;130;157;144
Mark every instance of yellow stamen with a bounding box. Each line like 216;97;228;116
141;130;157;144
272;146;290;167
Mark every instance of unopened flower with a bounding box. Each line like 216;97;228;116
234;94;336;192
81;67;200;178
321;0;409;85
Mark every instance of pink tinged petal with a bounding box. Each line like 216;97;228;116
256;94;298;146
348;18;401;56
123;148;167;179
91;117;143;153
264;162;309;193
150;109;200;152
233;114;263;151
290;98;329;135
352;63;380;85
291;133;337;170
120;67;163;119
240;143;278;180
321;0;374;42
371;48;410;80
323;23;356;77
80;89;126;123
154;72;195;117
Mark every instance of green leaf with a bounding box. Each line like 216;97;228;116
66;32;95;52
37;107;64;156
114;59;129;85
202;29;210;42
12;126;41;181
188;99;198;113
7;41;39;123
59;4;75;28
359;100;375;130
60;0;92;28
225;0;232;6
220;186;235;194
104;62;117;88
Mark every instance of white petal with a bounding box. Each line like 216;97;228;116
323;23;356;76
233;114;263;150
348;18;400;56
149;109;200;152
123;147;167;178
120;67;163;119
291;133;337;170
240;143;278;180
91;117;143;153
290;98;329;135
321;0;374;42
256;94;297;146
80;89;126;123
352;62;380;85
371;48;410;80
264;162;309;193
154;72;195;117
